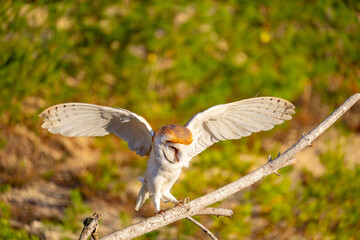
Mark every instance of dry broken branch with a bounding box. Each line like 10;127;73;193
79;213;101;240
85;93;359;240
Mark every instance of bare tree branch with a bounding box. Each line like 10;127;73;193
196;207;233;217
96;93;360;240
186;216;218;240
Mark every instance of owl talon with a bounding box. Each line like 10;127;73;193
175;197;190;211
155;209;166;219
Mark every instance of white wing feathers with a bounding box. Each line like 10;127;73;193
39;103;154;156
185;97;295;158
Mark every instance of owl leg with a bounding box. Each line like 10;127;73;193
162;191;178;204
153;193;167;217
153;190;162;213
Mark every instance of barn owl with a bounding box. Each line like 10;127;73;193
39;97;295;212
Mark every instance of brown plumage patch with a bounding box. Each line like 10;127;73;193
157;124;193;145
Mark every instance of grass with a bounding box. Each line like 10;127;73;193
1;0;359;239
62;189;91;233
1;0;359;128
0;202;39;240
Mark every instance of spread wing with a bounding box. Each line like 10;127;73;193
39;103;154;157
185;97;295;158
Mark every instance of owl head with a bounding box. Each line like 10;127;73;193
154;124;193;164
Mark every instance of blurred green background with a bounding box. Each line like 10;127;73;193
0;0;359;239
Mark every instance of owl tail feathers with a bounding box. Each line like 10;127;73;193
135;179;150;211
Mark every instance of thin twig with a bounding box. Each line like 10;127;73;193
186;216;218;240
98;93;360;240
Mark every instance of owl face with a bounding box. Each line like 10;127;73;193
162;141;183;164
154;124;193;165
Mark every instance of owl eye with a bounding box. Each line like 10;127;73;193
169;146;177;151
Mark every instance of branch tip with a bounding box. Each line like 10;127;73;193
79;212;101;240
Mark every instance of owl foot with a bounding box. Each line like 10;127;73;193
175;197;190;210
155;209;166;219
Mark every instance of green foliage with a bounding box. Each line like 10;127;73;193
176;143;360;239
255;175;295;223
0;137;7;150
62;189;91;232
1;0;359;239
212;202;253;239
0;184;11;193
141;231;160;240
0;202;39;240
80;155;126;194
1;0;359;129
243;148;360;239
297;149;360;239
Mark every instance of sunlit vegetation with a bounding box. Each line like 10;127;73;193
0;0;359;239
